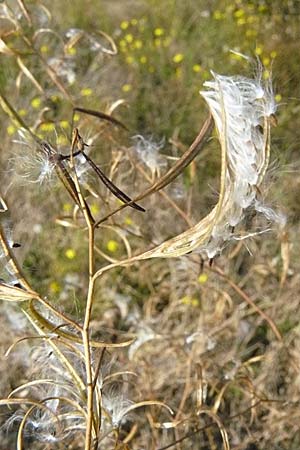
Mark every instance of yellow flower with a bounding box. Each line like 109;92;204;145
124;216;133;225
263;69;270;80
234;8;245;18
80;87;93;97
275;94;282;102
63;203;72;213
18;109;27;117
107;240;118;253
40;122;56;132
213;10;224;20
237;17;246;26
120;20;129;30
40;45;49;54
191;298;199;307
255;45;263;56
126;55;134;64
140;56;147;64
65;248;76;259
173;53;184;63
198;273;208;284
73;113;80;122
7;125;16;135
258;4;267;13
60;120;69;129
193;64;202;73
154;38;161;47
50;281;61;294
31;97;41;109
125;34;133;43
270;50;277;58
50;95;60;103
131;18;138;26
122;83;132;92
154;27;164;37
90;203;100;215
263;56;270;66
181;296;199;307
134;39;143;49
181;295;191;305
66;46;77;56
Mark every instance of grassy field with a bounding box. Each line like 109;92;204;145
0;1;300;449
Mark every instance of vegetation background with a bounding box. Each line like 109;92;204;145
0;0;300;448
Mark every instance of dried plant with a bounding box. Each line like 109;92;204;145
0;2;292;450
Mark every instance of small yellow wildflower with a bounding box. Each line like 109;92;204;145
258;4;267;13
50;281;61;294
198;273;208;284
63;203;72;213
237;17;246;26
124;216;133;225
51;95;60;103
31;97;41;109
247;15;256;24
173;53;184;63
107;240;118;253
65;248;76;259
154;27;164;37
119;39;127;48
154;38;161;47
40;122;56;132
7;125;16;136
126;55;134;64
193;64;202;73
131;18;138;26
263;69;270;80
18;109;27;117
134;39;143;49
122;83;132;93
181;296;199;307
270;50;277;58
60;120;69;129
40;45;49;54
125;34;133;44
140;56;147;64
80;87;93;97
181;295;191;305
234;8;245;18
120;20;129;30
263;56;270;66
66;46;77;56
73;113;80;122
275;94;282;102
255;45;263;56
90;203;100;215
213;10;224;20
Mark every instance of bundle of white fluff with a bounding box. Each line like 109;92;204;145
132;68;285;261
